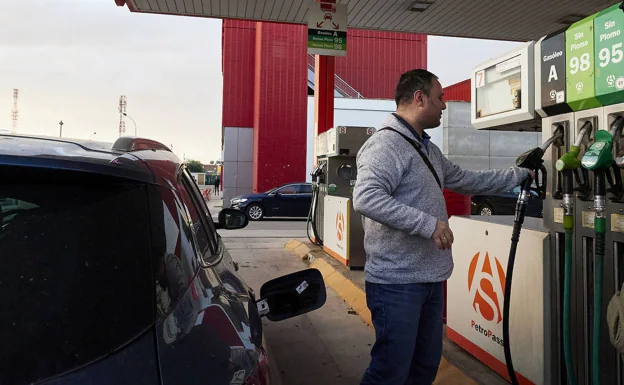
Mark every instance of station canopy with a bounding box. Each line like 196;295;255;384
118;0;616;41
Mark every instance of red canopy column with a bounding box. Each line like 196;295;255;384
313;0;336;141
252;22;308;193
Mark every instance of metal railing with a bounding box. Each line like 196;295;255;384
307;54;364;99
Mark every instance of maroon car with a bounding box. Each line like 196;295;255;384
0;134;326;385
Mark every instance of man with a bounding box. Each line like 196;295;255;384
214;176;220;196
352;69;532;385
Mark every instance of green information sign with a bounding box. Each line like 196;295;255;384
566;13;602;111
307;30;347;52
594;3;624;106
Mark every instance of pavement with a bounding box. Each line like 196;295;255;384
208;198;509;385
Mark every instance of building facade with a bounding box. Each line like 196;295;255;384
221;20;427;205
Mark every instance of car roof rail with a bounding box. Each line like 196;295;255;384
112;137;172;153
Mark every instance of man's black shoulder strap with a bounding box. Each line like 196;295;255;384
378;127;442;190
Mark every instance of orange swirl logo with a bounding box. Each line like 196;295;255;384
468;252;506;324
336;212;344;241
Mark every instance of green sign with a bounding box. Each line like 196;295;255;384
307;30;347;52
566;13;602;111
307;2;348;57
594;3;624;106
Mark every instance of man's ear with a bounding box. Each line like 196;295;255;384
413;90;424;106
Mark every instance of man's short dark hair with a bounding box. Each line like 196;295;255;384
395;69;439;107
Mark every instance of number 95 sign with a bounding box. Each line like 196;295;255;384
595;4;624;100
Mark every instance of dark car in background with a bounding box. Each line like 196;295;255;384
471;186;543;218
230;183;312;221
0;134;326;385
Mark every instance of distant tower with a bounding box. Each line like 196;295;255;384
11;89;19;133
118;95;127;136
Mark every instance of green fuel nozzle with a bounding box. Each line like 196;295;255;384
556;122;593;203
581;116;624;202
581;129;614;171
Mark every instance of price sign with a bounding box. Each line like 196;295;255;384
594;3;624;105
566;13;602;111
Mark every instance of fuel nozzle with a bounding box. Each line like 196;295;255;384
581;117;624;207
556;122;593;208
310;162;326;186
515;127;565;201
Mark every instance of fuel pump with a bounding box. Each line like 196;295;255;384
554;121;593;385
580;116;624;385
504;128;564;385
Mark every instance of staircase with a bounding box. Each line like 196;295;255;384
307;54;364;99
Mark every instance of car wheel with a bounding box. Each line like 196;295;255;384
247;204;264;221
478;204;493;216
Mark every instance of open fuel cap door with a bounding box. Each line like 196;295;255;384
258;268;327;322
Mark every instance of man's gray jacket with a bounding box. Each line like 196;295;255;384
352;114;530;284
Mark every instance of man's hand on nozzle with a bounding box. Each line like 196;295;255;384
520;168;536;181
432;220;454;250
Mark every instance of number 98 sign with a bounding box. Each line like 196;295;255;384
565;15;598;106
569;53;592;74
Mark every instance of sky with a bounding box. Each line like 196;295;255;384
0;0;522;164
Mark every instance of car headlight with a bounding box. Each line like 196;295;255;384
231;198;248;204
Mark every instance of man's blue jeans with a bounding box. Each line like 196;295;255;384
360;281;444;385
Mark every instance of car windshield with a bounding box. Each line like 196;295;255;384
0;168;153;385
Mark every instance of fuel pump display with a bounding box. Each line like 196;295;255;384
504;128;564;385
580;116;624;385
555;121;593;385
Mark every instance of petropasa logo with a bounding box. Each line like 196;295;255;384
335;212;345;248
468;251;506;324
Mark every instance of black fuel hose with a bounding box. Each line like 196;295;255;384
503;176;532;385
306;187;323;246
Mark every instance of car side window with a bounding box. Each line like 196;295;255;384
298;184;312;194
181;170;219;237
179;170;222;265
277;185;297;194
177;176;217;261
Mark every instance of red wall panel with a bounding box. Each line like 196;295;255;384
253;22;308;193
442;79;471;102
222;20;256;128
334;30;427;99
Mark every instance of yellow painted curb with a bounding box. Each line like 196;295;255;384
309;258;372;328
293;244;312;260
284;240;302;251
